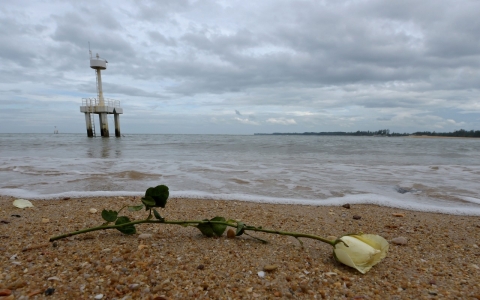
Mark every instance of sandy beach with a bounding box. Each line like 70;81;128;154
1;195;479;299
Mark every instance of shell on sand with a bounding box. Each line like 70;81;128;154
12;199;34;208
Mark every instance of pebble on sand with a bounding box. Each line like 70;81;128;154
44;287;55;296
227;228;236;238
27;290;43;297
111;257;123;263
89;208;98;214
47;276;61;281
391;236;408;245
263;265;278;272
138;233;153;239
7;279;26;289
129;284;140;290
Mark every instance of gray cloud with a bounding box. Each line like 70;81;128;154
148;31;177;46
1;0;480;134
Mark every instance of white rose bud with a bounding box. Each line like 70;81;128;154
333;234;389;274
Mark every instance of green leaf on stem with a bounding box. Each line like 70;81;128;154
236;221;246;236
196;217;227;237
197;219;215;237
141;197;156;209
115;216;136;235
153;209;164;221
128;205;144;212
101;210;118;222
144;185;169;208
210;216;227;236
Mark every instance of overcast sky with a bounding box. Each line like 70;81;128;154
1;0;480;134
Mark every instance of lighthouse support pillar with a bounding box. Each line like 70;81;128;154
99;113;109;137
114;113;121;137
84;113;94;137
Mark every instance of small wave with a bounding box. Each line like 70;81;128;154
171;191;480;216
114;170;160;180
230;178;250;184
0;188;142;199
458;196;480;205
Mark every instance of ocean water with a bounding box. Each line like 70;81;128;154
1;133;480;215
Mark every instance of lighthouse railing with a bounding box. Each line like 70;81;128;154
82;98;121;108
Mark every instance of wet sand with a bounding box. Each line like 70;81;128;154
1;195;479;299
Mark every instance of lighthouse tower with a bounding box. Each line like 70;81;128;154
80;51;123;137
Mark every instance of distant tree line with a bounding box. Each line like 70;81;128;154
412;129;480;137
254;129;480;137
255;129;407;136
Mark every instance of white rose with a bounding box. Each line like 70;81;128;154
333;234;389;274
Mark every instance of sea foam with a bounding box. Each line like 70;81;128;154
2;188;480;216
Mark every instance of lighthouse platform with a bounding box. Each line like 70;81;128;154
80;98;123;137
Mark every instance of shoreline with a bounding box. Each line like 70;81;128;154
2;192;480;217
1;195;479;298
